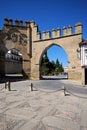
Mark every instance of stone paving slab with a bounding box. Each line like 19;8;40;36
43;116;80;130
0;80;87;130
81;110;87;127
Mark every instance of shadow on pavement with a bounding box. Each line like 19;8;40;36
0;75;27;84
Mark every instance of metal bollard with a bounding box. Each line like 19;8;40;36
29;83;33;91
5;81;11;91
61;86;66;96
31;83;33;91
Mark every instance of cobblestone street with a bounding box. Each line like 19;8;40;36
0;80;87;130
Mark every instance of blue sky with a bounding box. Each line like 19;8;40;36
47;45;68;67
0;0;87;67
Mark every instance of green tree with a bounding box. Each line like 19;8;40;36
55;58;64;75
41;51;50;75
55;58;60;75
48;60;56;75
41;53;64;76
60;63;64;73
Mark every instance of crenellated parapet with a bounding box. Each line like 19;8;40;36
52;28;61;38
4;18;83;41
4;18;13;26
4;18;23;27
74;23;82;34
63;25;72;36
15;20;23;26
29;20;41;41
41;23;82;40
42;31;50;39
4;18;27;27
30;22;82;41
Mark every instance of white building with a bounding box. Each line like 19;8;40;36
80;40;87;84
64;66;68;73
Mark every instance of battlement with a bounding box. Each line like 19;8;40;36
4;18;31;27
30;22;83;41
4;18;24;27
4;18;83;41
63;25;72;36
42;31;51;39
52;28;61;38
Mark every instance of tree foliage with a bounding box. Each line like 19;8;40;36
41;51;64;76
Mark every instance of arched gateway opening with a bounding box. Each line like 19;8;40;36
39;44;68;79
30;21;82;82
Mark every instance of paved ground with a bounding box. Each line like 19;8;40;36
0;79;87;130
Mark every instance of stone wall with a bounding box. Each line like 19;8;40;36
0;56;5;76
0;18;83;83
5;61;22;74
3;18;31;78
30;22;82;82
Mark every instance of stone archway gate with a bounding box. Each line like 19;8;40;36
1;18;82;82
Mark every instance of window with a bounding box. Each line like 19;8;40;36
5;49;22;62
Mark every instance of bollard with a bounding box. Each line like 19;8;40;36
5;81;11;91
31;83;33;91
29;83;33;91
61;86;66;96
